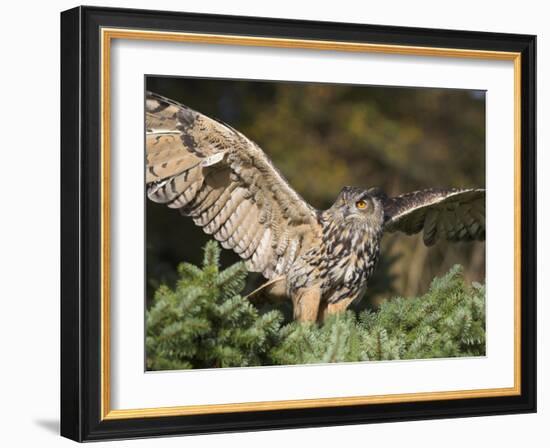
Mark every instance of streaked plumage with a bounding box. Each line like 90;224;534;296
146;91;485;322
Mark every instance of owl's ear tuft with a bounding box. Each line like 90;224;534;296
367;187;387;201
336;186;354;202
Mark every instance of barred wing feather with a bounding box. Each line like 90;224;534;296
383;188;485;246
145;91;321;280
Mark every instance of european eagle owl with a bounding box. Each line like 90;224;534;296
145;91;485;322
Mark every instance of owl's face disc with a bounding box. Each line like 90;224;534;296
334;187;385;229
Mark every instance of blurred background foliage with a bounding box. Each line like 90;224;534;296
146;77;485;316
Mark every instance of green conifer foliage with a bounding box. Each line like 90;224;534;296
146;241;283;370
270;265;485;365
147;242;485;370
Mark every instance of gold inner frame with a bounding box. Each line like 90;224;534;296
100;27;522;420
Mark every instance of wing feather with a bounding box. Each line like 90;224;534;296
188;170;232;221
205;187;248;235
146;91;321;279
422;209;439;245
231;206;260;254
241;221;267;260
383;188;485;246
197;183;239;232
217;199;250;242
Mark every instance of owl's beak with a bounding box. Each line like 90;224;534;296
343;206;355;220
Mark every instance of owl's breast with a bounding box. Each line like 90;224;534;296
285;219;382;304
319;221;382;304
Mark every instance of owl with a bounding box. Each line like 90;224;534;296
146;91;485;322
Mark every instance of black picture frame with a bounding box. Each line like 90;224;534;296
61;5;536;442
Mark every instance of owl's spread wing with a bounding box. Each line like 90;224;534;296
146;91;321;279
383;188;485;246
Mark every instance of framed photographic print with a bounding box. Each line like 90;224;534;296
60;6;536;442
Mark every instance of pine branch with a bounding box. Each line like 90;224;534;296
146;241;284;370
147;241;486;370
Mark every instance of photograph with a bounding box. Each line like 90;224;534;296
144;77;486;371
56;5;537;442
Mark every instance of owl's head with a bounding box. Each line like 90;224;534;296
330;186;386;228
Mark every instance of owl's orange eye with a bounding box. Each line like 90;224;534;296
356;200;368;209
